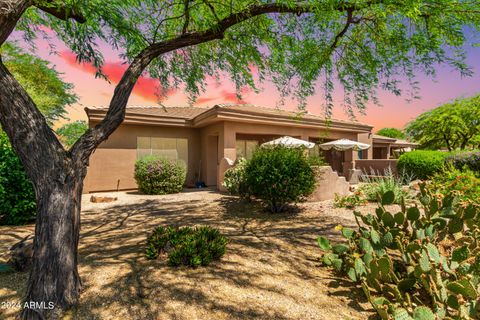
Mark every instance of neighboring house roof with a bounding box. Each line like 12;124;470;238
372;134;419;147
85;104;373;132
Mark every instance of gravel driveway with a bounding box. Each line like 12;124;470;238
0;189;376;320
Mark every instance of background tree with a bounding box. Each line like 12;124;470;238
406;94;480;151
0;42;77;124
0;42;78;226
0;1;479;319
56;120;88;148
376;127;405;139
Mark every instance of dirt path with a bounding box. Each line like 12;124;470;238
0;190;375;319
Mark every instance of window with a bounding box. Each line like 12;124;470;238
357;150;364;159
137;137;188;167
236;140;258;160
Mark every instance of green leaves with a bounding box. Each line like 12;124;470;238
412;306;435;320
317;236;331;250
382;191;395;205
407;207;420;221
451;246;469;263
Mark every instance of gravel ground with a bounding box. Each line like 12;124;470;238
0;189;377;320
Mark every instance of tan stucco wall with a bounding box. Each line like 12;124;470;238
83;123;200;193
84;119;372;193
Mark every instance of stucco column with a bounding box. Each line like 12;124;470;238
218;123;236;190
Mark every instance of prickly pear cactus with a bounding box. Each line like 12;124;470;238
318;184;480;319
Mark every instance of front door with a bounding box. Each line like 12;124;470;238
206;135;218;186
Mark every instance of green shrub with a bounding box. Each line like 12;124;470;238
306;154;326;167
223;158;250;199
134;156;186;195
397;150;449;180
318;186;480;319
358;168;410;204
245;145;316;212
445;151;480;174
334;191;367;209
145;225;228;267
0;133;36;225
430;165;480;203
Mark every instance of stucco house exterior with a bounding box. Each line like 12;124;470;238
83;104;376;193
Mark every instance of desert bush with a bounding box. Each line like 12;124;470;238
397;150;449;180
223;158;250;198
0;133;36;225
245;145;316;212
307;154;326;167
145;225;228;267
134;156;186;195
358;168;411;204
334;191;368;209
430;165;480;204
318;186;480;319
445;151;480;174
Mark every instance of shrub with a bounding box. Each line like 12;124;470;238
397;150;449;180
430;165;480;203
145;225;228;267
358;168;411;204
318;186;480;319
245;145;316;212
334;192;367;209
223;158;250;198
134;156;186;195
0;133;36;225
445;151;480;174
306;154;326;167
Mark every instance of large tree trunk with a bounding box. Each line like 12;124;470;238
21;168;85;320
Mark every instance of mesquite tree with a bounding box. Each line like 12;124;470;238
0;0;479;319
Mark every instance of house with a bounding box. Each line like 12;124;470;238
354;134;419;176
83;104;375;193
371;134;419;159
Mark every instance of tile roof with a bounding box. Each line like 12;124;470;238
85;104;372;128
86;105;209;120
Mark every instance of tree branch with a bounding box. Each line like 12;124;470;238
35;1;86;23
182;0;190;34
71;1;365;164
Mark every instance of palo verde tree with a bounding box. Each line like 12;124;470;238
406;94;480;150
0;1;479;319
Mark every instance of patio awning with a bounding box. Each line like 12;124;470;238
261;136;315;149
319;139;370;151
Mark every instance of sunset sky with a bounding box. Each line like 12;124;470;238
28;33;480;131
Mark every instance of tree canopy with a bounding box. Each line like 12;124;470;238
376;127;405;139
56;120;88;148
13;0;480;114
406;94;480;151
0;42;77;124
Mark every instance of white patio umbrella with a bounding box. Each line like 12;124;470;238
261;136;315;149
318;139;370;151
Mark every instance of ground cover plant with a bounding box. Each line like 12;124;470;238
318;184;480;319
334;191;368;209
145;225;228;267
245;145;316;213
134;156;186;195
430;166;480;204
358;168;411;204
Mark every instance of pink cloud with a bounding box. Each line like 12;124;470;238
60;51;175;101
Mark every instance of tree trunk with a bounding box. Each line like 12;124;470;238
21;169;84;320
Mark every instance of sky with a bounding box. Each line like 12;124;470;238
29;33;480;131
